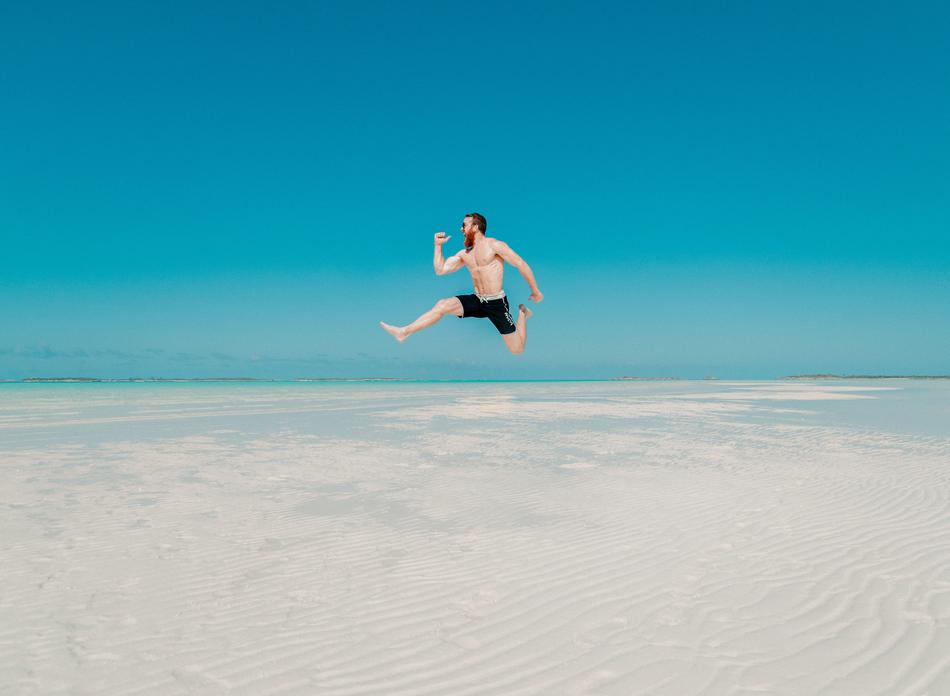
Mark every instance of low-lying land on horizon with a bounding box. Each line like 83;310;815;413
8;374;950;384
782;373;950;380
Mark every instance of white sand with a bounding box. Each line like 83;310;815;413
2;381;949;695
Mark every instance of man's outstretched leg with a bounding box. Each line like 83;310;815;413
502;303;532;355
380;297;463;343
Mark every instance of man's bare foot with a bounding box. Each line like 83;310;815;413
379;322;407;343
518;303;533;319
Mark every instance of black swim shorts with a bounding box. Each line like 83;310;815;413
456;294;517;335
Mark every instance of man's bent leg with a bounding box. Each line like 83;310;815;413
502;304;532;355
380;297;463;343
403;297;463;335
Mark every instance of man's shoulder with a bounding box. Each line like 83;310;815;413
487;237;510;250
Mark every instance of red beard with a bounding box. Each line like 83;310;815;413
464;230;477;248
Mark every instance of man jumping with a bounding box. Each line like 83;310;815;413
380;212;543;354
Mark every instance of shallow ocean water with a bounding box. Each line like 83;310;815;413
2;380;949;695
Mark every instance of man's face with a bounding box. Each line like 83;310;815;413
461;216;478;247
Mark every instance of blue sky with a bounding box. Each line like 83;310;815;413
2;1;948;379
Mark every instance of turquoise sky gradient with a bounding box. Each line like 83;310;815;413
2;2;948;379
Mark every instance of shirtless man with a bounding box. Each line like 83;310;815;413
380;213;543;354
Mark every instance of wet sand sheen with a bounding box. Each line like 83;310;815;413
2;381;949;695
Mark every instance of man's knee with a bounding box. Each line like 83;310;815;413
506;341;525;355
435;298;459;315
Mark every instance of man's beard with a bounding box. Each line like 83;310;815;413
464;229;477;248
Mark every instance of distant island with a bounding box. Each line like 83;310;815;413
17;377;408;383
782;374;950;380
8;375;949;384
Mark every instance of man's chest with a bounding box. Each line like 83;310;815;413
462;252;503;272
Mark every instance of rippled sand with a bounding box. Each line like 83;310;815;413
2;381;949;695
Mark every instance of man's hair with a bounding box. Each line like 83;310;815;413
466;212;487;234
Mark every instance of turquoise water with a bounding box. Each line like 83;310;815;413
2;380;948;448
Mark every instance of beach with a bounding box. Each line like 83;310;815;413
2;380;949;695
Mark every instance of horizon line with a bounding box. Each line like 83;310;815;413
4;375;950;384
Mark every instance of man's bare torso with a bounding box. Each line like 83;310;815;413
460;237;505;295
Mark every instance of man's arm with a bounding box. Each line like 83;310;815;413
495;241;543;302
433;232;463;276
